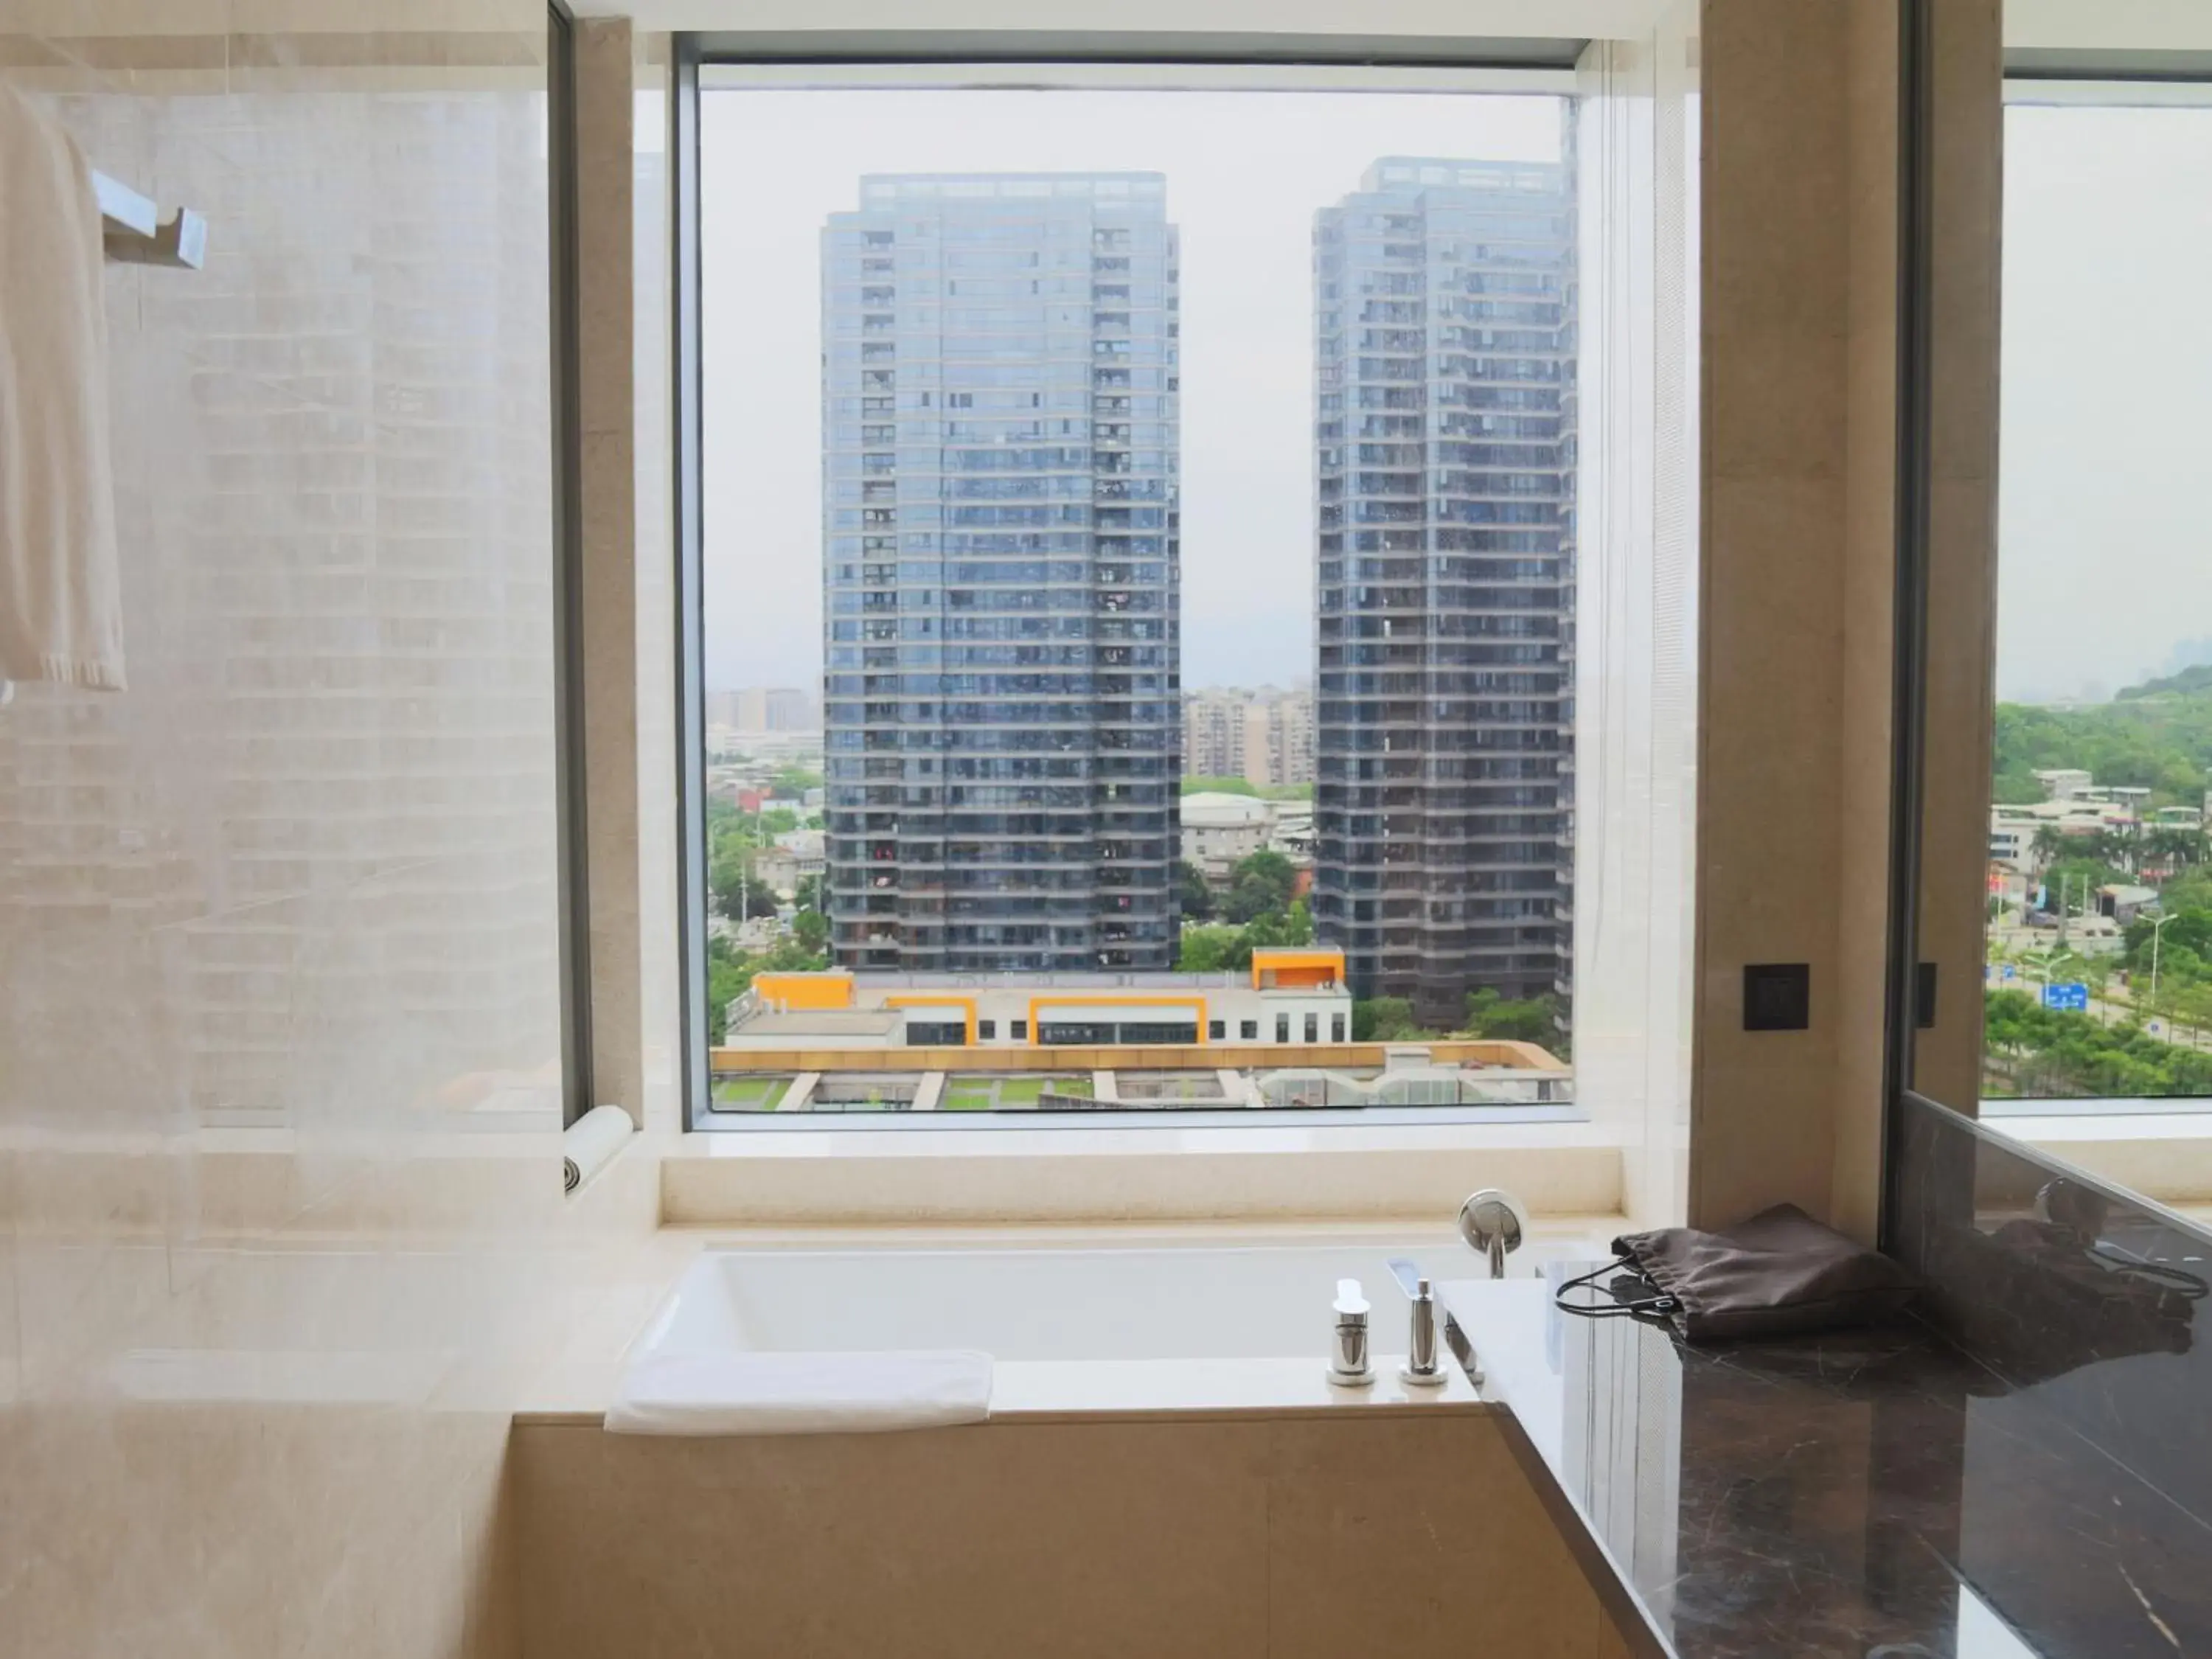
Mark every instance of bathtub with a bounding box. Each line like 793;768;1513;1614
528;1231;1634;1658
625;1231;1510;1418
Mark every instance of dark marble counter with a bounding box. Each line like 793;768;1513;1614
1441;1273;2212;1659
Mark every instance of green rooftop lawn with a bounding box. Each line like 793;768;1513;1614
709;1075;789;1109
940;1074;1094;1110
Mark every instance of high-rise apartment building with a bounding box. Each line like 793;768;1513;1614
1312;156;1576;1023
821;174;1182;972
1183;689;1246;780
1248;690;1316;788
1183;686;1315;788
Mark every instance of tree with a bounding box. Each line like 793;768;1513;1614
711;854;779;922
1220;849;1297;924
1352;997;1425;1043
1464;988;1560;1044
773;764;824;795
790;906;830;955
705;937;749;1043
1983;987;2212;1098
1243;898;1314;950
1172;859;1214;922
1175;925;1247;973
2124;908;2212;979
793;874;824;914
2040;857;2129;917
2144;826;2205;871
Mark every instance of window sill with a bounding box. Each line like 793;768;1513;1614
658;1115;1627;1225
1981;1104;2212;1211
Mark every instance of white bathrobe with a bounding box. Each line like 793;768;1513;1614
0;84;125;690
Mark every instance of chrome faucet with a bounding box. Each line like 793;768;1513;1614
1458;1188;1529;1279
1385;1258;1447;1386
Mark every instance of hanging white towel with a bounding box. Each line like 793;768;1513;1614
0;86;125;691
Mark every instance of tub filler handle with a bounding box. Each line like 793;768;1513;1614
1327;1279;1373;1387
1385;1258;1447;1388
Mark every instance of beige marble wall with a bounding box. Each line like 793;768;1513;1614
0;13;666;1658
1912;0;2003;1117
1690;0;2002;1235
577;16;644;1124
515;1411;1635;1659
1829;0;1902;1242
1692;0;1858;1230
1687;0;2002;1236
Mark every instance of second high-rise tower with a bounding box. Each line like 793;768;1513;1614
1311;156;1577;1024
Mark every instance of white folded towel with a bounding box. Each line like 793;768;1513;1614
605;1349;993;1436
0;86;125;690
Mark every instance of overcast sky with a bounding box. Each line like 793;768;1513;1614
1999;102;2212;703
699;91;2212;709
698;87;1563;692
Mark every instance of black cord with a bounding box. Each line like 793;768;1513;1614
1553;1259;1681;1321
2087;1242;2210;1301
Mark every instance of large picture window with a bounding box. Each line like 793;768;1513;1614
675;49;1695;1127
1977;91;2212;1123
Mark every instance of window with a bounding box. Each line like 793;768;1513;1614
686;52;1692;1126
905;1020;965;1046
1967;92;2212;1119
978;1019;996;1039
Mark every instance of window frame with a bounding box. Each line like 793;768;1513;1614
1886;49;2212;1248
670;34;1590;1133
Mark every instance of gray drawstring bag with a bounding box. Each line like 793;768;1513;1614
1557;1203;1919;1342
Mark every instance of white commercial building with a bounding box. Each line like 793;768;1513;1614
723;950;1360;1052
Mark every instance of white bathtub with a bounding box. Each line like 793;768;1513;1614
626;1231;1513;1418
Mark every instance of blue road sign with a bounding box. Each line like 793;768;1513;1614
2042;982;2089;1012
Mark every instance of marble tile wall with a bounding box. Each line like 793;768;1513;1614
1691;0;1859;1231
0;11;666;1657
1891;1094;2212;1567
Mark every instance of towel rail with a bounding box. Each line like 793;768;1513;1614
93;167;206;270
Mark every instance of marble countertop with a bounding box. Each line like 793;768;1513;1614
1441;1272;2212;1659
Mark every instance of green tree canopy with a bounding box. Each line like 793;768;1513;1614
1463;989;1561;1044
1220;849;1298;924
1173;859;1214;922
1994;677;2212;811
1353;998;1435;1043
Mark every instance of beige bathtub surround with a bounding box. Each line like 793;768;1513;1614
515;1411;1635;1659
